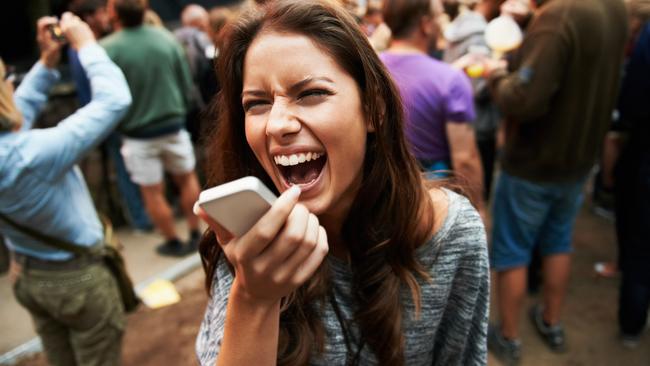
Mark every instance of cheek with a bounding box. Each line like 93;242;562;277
329;124;367;174
244;119;267;163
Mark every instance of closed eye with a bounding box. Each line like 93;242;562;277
298;88;333;103
242;99;270;113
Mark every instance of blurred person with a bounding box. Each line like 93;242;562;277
103;0;200;256
613;3;650;347
69;0;113;37
200;5;238;102
68;0;113;105
174;4;213;142
363;2;394;52
443;0;502;201
207;5;236;47
143;8;163;26
381;0;486;215
0;13;131;366
195;1;489;365
361;2;383;36
485;0;627;363
69;0;153;232
593;0;650;277
181;3;210;33
500;0;532;28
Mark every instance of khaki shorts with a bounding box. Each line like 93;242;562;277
121;129;196;186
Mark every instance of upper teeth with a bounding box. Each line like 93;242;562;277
274;152;322;166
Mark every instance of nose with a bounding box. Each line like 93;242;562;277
266;98;301;140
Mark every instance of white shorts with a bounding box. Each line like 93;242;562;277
121;130;196;186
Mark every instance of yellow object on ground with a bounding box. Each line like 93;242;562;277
140;279;181;309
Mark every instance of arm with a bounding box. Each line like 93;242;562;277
26;14;131;180
195;186;328;366
13;62;60;131
444;72;485;215
196;256;280;366
446;123;485;216
488;19;569;122
217;285;282;365
432;201;489;365
14;16;63;130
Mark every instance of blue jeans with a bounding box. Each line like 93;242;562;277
490;172;586;270
106;133;152;230
418;159;451;180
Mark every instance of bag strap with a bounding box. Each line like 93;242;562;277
0;212;90;256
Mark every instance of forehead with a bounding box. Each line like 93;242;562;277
243;31;349;84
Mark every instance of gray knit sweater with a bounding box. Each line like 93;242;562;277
196;190;489;365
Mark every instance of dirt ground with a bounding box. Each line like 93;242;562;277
15;202;650;366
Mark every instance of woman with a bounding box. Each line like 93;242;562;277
195;1;489;365
0;13;131;366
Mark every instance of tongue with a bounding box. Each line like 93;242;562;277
287;160;321;185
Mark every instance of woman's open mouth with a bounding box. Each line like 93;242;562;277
274;152;327;187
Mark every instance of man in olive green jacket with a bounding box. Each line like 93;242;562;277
486;0;628;363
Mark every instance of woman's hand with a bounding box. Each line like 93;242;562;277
197;185;329;306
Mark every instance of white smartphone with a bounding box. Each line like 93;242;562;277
194;176;277;237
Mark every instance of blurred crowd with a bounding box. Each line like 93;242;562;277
0;0;649;365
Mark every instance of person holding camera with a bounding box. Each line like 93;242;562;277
0;13;131;366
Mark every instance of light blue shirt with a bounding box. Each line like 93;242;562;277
0;44;131;260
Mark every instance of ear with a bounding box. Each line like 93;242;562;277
420;15;434;36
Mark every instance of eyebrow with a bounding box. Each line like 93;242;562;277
241;76;335;98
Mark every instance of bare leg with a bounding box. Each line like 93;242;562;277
542;253;571;325
601;131;622;189
140;183;177;240
171;171;200;231
497;266;527;339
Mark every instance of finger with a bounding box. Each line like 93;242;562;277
37;16;58;32
290;226;329;286
255;204;310;272
194;205;234;245
239;185;301;256
273;213;320;282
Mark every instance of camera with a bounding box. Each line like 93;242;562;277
47;23;66;42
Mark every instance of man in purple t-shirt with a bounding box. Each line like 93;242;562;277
381;0;485;213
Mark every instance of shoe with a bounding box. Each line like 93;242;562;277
529;304;567;353
156;238;193;257
488;324;521;366
187;230;201;251
620;333;640;349
593;261;619;278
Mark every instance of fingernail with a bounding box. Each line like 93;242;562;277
286;184;301;199
193;201;200;215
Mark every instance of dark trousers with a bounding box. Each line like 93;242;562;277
615;144;650;336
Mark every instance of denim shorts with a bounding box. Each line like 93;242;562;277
490;172;586;271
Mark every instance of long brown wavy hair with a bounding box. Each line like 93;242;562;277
199;1;435;364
